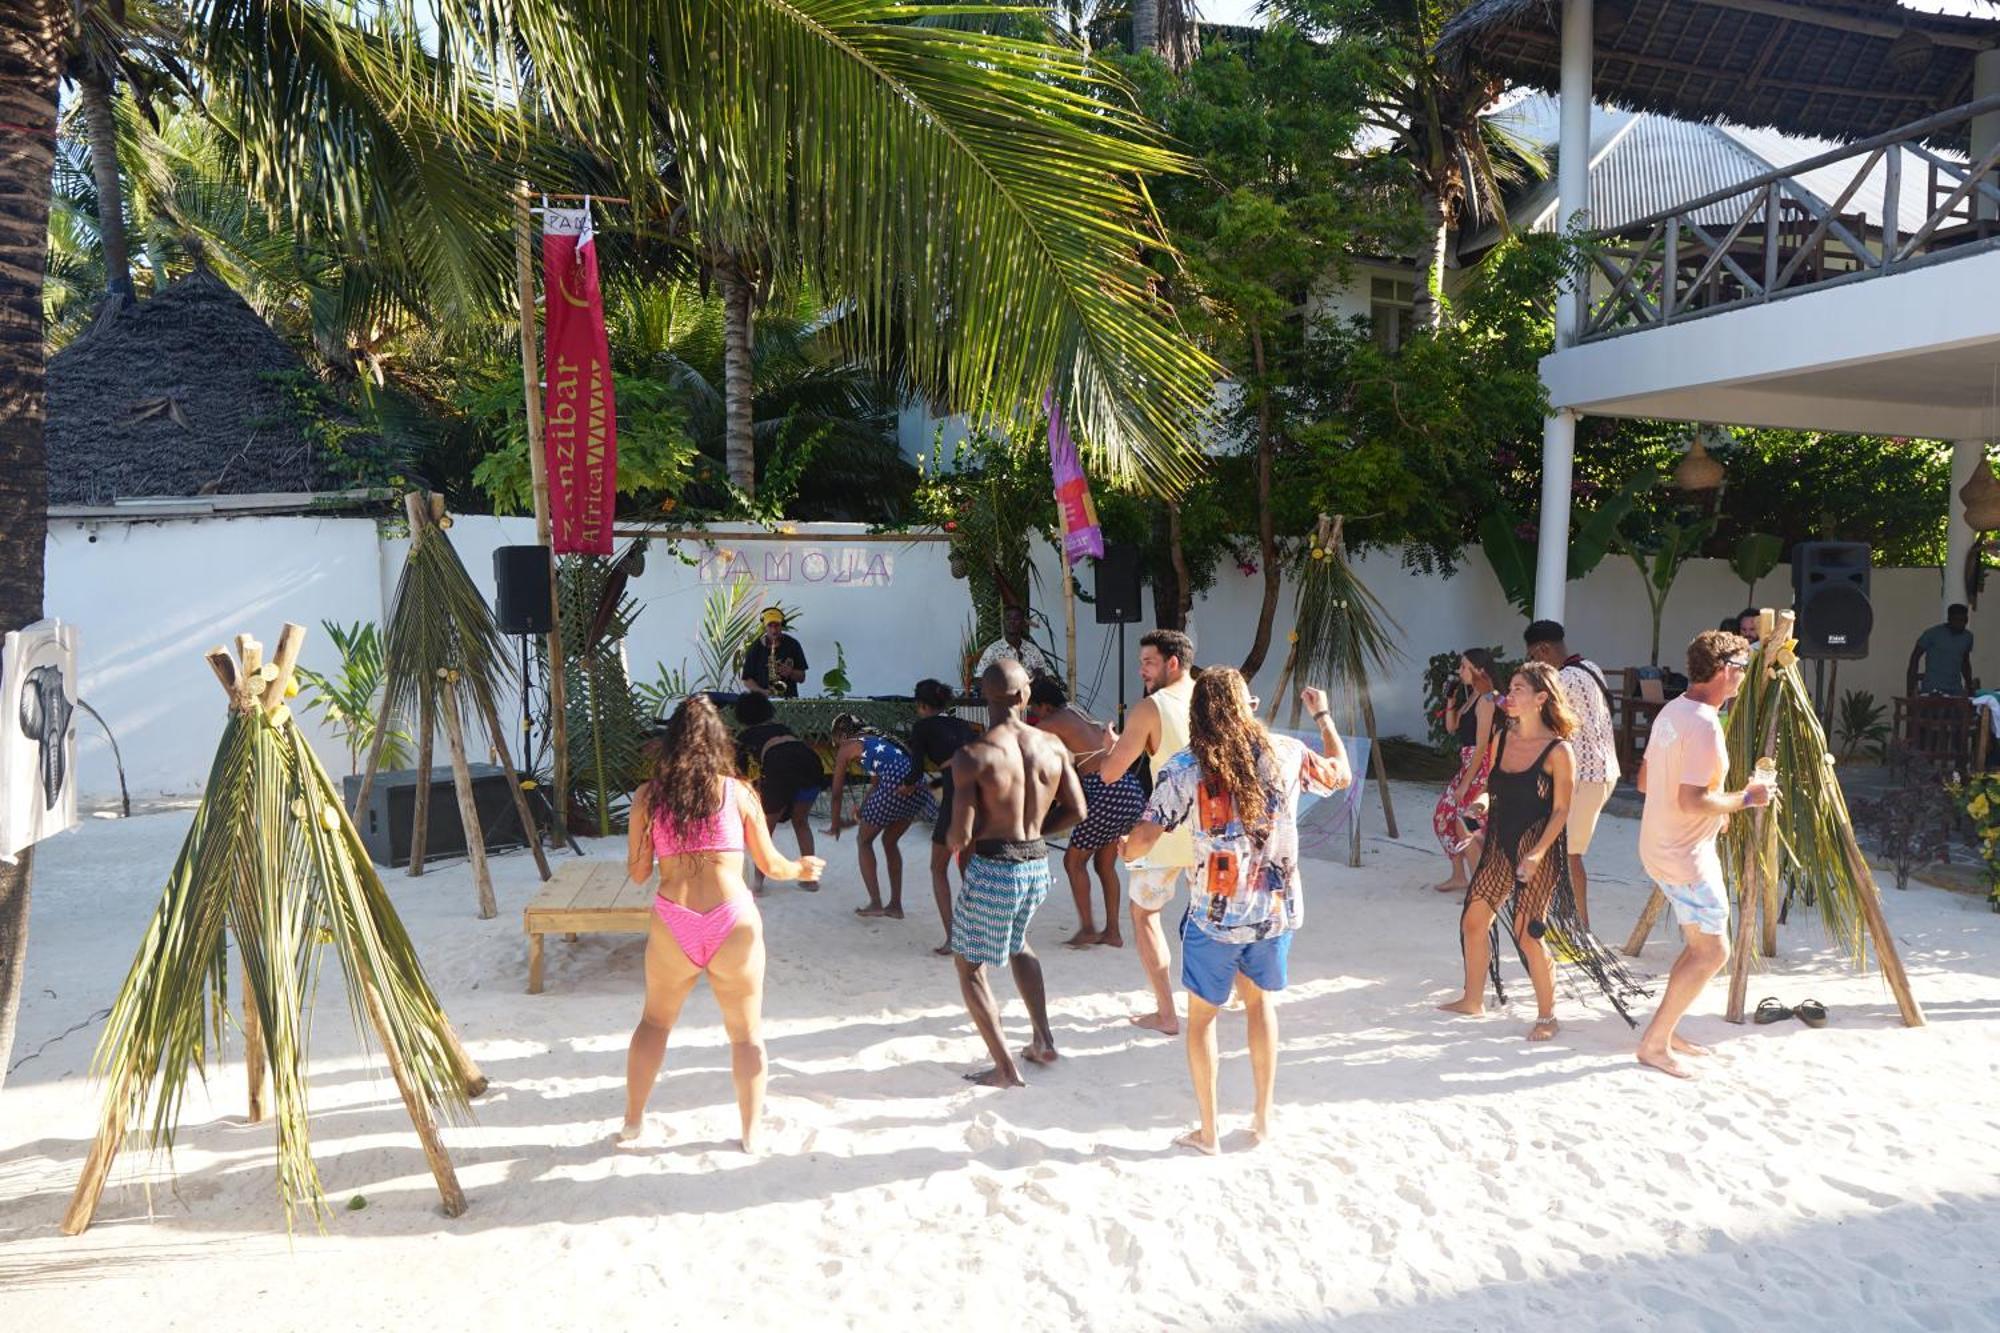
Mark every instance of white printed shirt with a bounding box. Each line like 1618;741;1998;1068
1560;658;1620;785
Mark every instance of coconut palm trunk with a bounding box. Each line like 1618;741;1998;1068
1131;0;1158;55
0;0;63;1089
76;63;134;302
1413;187;1449;332
718;267;756;497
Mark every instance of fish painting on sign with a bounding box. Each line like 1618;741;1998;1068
1;620;81;861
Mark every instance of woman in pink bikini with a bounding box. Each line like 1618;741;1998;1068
620;695;824;1151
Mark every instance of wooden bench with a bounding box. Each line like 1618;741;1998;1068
523;860;652;993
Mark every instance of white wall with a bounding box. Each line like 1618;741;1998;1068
45;514;388;800
45;514;1983;800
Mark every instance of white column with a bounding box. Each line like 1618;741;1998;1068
1535;0;1591;626
1534;410;1578;622
1556;0;1594;342
1947;438;1985;612
1976;49;2000;224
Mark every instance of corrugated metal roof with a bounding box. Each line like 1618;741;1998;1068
1714;121;1950;234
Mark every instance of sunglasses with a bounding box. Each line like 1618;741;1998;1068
1724;656;1750;670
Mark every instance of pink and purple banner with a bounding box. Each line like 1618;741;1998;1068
1046;392;1104;566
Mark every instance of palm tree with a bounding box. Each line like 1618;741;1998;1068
1270;0;1539;330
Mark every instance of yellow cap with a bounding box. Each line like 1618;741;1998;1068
761;608;785;626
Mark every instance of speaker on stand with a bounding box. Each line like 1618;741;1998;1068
493;545;565;849
1791;541;1873;720
1095;542;1144;723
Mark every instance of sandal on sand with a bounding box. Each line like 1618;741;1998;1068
1753;997;1794;1025
1795;998;1828;1029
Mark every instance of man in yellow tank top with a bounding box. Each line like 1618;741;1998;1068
1098;629;1197;1036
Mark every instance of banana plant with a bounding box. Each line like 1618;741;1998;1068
1731;532;1785;608
1618;510;1721;666
1478;471;1658;617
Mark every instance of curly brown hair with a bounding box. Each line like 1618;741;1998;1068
1508;662;1578;739
1687;629;1749;683
644;694;738;837
1188;666;1277;836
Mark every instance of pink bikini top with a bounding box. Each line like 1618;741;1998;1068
651;779;748;858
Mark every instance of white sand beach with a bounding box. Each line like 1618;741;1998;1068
4;782;1999;1331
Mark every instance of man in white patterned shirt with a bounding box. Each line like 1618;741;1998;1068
1525;620;1619;929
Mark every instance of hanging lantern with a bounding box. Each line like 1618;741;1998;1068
1672;430;1726;492
1959;452;2000;530
1887;28;1933;78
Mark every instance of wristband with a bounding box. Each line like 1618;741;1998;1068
1313;710;1331;722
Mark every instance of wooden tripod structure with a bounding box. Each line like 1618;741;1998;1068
1622;609;1924;1027
65;624;487;1235
349;493;552;918
1265;515;1400;862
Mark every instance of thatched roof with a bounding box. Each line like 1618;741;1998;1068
1439;1;2000;146
45;270;368;504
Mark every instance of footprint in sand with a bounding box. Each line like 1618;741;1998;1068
1393;1181;1437;1218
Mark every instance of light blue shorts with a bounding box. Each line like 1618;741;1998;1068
1658;878;1730;937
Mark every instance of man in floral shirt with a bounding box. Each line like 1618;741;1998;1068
1526;619;1619;929
1123;672;1349;1154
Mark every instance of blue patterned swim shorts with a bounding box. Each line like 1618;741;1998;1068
951;848;1052;967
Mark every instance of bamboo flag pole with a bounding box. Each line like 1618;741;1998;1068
516;183;572;846
1060;550;1079;697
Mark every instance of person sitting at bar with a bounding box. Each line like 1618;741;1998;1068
741;610;808;698
1908;604;1975;698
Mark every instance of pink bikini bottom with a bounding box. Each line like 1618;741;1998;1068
653;894;756;968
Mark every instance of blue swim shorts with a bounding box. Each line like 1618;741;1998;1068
1657;878;1730;937
1180;913;1292;1007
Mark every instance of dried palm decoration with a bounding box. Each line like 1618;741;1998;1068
1624;610;1924;1027
64;624;487;1236
351;493;550;918
1266;515;1402;858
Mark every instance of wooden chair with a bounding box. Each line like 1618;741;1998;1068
1610;666;1666;778
1894;695;1980;769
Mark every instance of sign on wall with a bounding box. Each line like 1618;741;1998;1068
696;547;895;588
2;620;80;861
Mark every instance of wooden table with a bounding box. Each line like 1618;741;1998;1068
522;860;653;994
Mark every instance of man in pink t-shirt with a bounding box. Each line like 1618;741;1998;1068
1634;630;1774;1078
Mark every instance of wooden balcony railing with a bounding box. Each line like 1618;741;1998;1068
1579;94;2000;342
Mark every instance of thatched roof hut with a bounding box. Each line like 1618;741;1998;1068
1439;1;2000;146
45;271;372;504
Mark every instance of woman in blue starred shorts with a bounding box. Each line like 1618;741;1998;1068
828;714;936;919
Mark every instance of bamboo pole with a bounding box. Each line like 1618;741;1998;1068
1357;686;1399;840
241;954;267;1124
472;688;553;881
1835;808;1927;1027
1624;889;1667;956
408;688;435;877
439;1016;489;1099
1060;553;1079;698
60;1069;135;1234
347;685;399;819
439;683;498;920
357;978;466;1218
517;183;572;843
1726;611;1792;1023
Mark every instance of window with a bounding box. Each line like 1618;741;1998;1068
1370;276;1417;352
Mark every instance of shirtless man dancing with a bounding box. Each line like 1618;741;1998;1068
947;659;1087;1088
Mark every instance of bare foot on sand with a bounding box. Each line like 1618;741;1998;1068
1636;1047;1694;1079
1431;879;1469;895
933;942;954;957
740;1123;763;1156
1436;997;1485;1016
1020;1042;1058;1066
1063;928;1100;949
615;1118;646;1145
882;906;904;919
1131;1012;1181;1036
1671;1035;1712;1057
964;1065;1026;1088
1174;1129;1219;1155
1528;1016;1561;1042
1098;930;1125;948
855;904;887;918
1249;1114;1274;1146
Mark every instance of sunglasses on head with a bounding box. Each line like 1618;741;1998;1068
1725;655;1750;670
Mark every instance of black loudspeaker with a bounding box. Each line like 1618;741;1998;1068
1095;542;1144;624
341;765;528;867
1792;541;1873;659
493;545;553;635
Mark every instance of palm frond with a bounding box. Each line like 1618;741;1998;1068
1290;514;1403;699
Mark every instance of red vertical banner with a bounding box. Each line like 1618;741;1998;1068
541;206;618;555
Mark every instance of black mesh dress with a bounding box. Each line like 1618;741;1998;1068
1462;732;1650;1026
